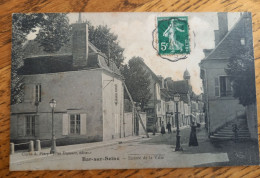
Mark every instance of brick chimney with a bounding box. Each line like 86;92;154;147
72;14;89;68
214;12;228;46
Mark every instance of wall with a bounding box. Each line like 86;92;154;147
201;59;245;132
246;104;258;140
11;69;103;143
124;112;133;137
102;71;124;140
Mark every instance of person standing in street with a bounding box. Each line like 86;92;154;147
189;122;198;146
161;122;166;136
166;121;172;133
232;124;239;143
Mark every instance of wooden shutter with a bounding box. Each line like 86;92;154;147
80;114;87;135
17;116;25;136
34;115;40;137
62;114;69;135
214;77;220;97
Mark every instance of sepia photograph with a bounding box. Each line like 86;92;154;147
10;12;259;170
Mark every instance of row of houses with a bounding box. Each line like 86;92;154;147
136;60;204;133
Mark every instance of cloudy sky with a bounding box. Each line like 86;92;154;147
67;12;240;94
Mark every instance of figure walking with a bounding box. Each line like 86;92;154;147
189;122;198;146
163;19;185;52
161;122;166;136
232;124;239;143
166;122;172;133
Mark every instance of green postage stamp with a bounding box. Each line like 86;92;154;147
157;16;190;55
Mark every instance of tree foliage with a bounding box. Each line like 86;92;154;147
226;51;256;106
121;57;152;111
11;13;71;104
36;14;71;53
86;21;124;67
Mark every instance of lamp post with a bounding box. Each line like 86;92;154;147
174;93;182;151
49;99;57;154
136;103;141;136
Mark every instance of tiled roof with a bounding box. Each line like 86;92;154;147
18;54;73;75
167;80;189;94
20;39;121;76
202;13;252;61
166;80;190;103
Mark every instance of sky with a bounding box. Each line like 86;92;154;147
54;13;241;94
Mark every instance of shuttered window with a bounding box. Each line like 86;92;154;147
70;114;80;134
220;76;232;97
35;84;41;102
215;77;220;97
62;113;87;135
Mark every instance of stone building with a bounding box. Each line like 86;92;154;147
136;60;162;132
10;18;125;145
199;12;256;139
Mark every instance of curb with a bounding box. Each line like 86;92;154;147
10;135;145;165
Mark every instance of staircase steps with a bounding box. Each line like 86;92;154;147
210;118;250;141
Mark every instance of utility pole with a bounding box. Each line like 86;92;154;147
107;40;110;66
123;82;149;138
153;82;157;135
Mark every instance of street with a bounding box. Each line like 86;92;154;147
10;126;259;170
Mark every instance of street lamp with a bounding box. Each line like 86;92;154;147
49;99;57;154
174;93;182;151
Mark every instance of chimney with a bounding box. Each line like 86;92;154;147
214;12;228;46
72;16;89;68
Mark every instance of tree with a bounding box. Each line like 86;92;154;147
121;57;152;111
226;51;256;106
86;21;124;67
11;13;71;104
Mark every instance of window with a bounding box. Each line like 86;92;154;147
220;76;232;97
26;115;35;136
115;84;118;105
70;114;80;134
240;38;245;45
147;109;154;114
35;84;41;102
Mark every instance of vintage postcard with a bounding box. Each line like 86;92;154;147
10;12;259;170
